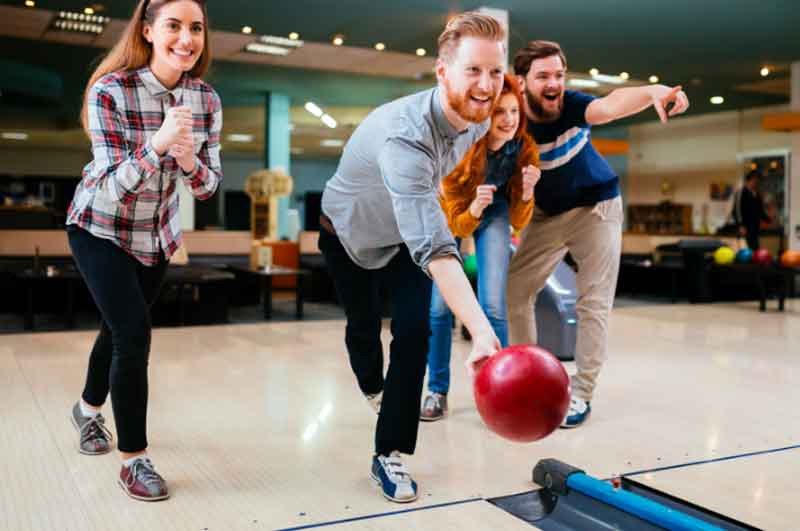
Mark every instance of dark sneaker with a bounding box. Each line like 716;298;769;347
560;397;591;429
371;452;418;503
71;402;112;455
119;457;170;502
420;392;447;422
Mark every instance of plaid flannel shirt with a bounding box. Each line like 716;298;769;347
67;66;222;266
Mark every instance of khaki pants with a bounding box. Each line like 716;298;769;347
507;196;622;401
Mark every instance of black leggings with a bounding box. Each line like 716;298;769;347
68;226;168;453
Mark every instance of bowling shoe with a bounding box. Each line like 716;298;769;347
420;392;447;421
560;396;591;428
371;451;418;503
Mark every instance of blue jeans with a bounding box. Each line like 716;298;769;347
426;213;511;394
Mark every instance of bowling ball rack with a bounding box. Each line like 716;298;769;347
488;459;759;530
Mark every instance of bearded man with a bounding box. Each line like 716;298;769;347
319;12;506;503
502;40;689;428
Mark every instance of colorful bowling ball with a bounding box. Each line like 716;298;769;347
735;248;753;264
780;250;800;268
473;344;570;443
713;246;735;265
753;248;772;265
463;254;478;278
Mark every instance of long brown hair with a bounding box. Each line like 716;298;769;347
440;72;539;236
81;0;211;133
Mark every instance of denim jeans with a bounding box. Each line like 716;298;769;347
426;212;511;394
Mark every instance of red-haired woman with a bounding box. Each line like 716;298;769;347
421;74;539;421
66;0;221;501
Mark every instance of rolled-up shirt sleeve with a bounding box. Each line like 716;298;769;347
379;136;460;273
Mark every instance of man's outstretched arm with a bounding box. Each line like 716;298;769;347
586;84;689;125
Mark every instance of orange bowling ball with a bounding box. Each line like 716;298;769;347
781;250;800;268
473;344;570;443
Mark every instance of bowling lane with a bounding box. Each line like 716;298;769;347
630;447;800;530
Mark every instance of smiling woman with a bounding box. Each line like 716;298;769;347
67;0;222;505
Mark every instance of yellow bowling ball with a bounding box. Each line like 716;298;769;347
713;246;735;265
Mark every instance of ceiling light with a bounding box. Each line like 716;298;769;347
589;68;599;76
375;42;385;51
619;72;630;80
321;139;344;147
304;102;323;118
52;10;108;34
289;32;299;40
259;35;304;48
84;7;94;14
241;26;252;34
226;133;253;143
321;114;337;129
25;0;35;6
244;42;290;56
760;67;770;77
649;75;659;83
568;79;600;88
591;73;626;85
416;48;426;56
710;96;724;105
332;35;344;46
1;132;29;140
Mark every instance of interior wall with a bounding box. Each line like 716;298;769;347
627;104;791;231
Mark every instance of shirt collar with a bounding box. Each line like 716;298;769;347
138;66;186;103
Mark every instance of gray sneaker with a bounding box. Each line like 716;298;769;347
71;402;113;455
420;393;447;422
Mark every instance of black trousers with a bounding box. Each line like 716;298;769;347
744;224;760;251
68;226;168;453
318;228;432;456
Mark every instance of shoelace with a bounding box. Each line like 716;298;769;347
426;394;442;410
80;414;113;444
383;453;411;483
127;458;162;488
567;398;585;415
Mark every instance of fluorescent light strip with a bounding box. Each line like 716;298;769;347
245;42;290;56
304;102;323;117
568;78;600;88
591;73;626;85
227;134;254;143
1;132;29;140
259;35;304;48
321;114;337;128
321;139;344;147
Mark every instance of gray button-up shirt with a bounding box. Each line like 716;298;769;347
322;87;488;272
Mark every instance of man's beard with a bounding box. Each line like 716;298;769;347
443;79;496;123
526;89;563;122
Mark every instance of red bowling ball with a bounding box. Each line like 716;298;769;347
473;344;570;443
753;248;772;265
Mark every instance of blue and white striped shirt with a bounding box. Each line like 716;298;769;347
527;90;618;216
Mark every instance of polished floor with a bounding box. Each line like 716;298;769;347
1;300;798;530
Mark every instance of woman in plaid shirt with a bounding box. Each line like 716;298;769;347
66;0;221;502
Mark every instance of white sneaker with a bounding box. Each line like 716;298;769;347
371;451;418;503
560;396;591;429
365;391;382;415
